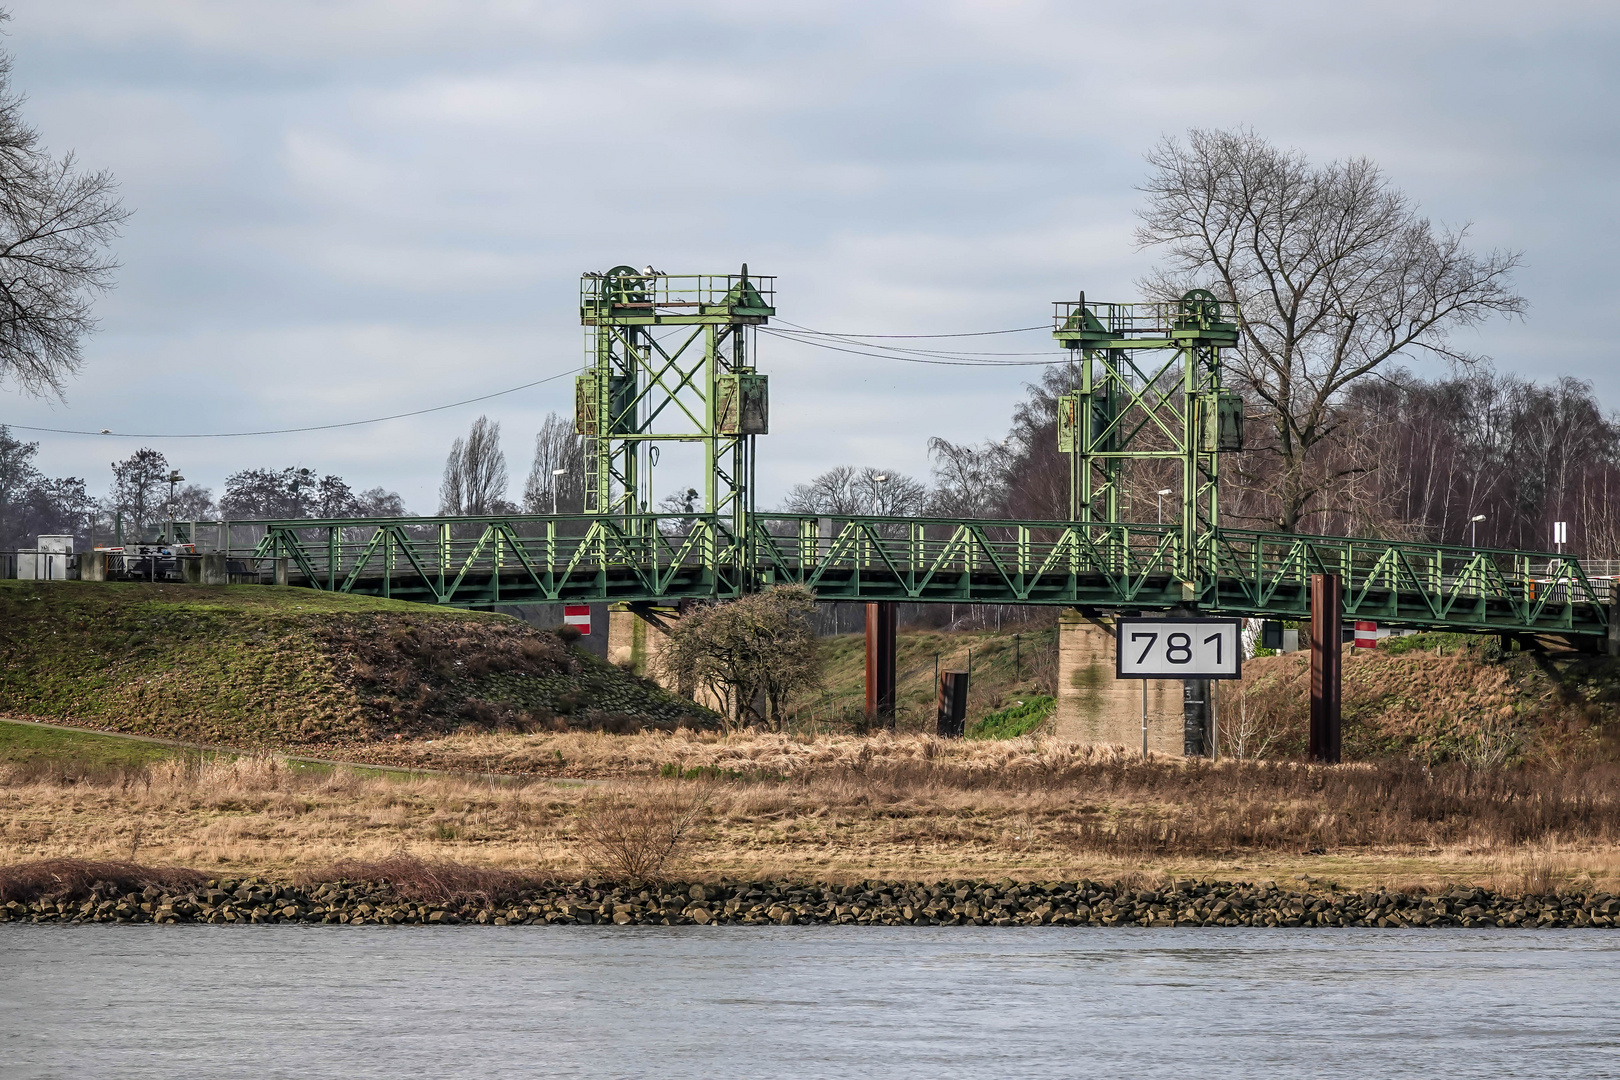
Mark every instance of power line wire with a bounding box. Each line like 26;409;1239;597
769;320;1066;360
4;370;574;439
759;327;1072;367
771;319;1050;339
5;316;1066;437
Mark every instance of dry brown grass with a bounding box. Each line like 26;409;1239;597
0;857;205;902
4;734;1620;891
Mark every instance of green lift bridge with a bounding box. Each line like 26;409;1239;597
184;266;1611;647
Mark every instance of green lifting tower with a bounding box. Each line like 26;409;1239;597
576;265;774;538
1052;289;1244;586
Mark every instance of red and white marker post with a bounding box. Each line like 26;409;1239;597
563;604;592;635
1353;621;1378;650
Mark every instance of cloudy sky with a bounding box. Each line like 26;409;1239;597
4;0;1617;512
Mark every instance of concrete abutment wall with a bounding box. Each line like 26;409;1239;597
1054;609;1182;754
608;605;733;718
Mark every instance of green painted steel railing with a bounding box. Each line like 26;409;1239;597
185;512;1613;640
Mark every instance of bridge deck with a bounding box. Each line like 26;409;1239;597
194;512;1609;640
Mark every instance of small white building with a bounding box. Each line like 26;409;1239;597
16;534;74;580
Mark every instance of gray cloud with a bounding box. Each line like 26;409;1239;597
4;0;1616;512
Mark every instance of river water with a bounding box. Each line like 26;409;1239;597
2;926;1615;1079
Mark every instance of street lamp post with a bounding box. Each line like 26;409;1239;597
551;468;567;516
1156;488;1173;525
872;474;889;516
1470;513;1487;548
165;470;185;543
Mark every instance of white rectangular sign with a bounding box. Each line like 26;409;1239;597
1115;617;1243;679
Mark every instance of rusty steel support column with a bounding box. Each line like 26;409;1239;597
865;601;898;729
1309;573;1342;764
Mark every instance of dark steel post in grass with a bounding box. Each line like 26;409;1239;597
865;601;897;730
1310;573;1342;763
937;670;969;738
1183;678;1210;757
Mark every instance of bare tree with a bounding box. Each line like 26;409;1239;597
313;474;357;518
166;483;215;521
107;447;168;534
926;436;1011;518
1136;128;1526;532
0;422;38;538
521;411;585;514
782;465;927;517
354;486;407;517
0;425;90;545
999;368;1073;521
0;14;130;398
220;466;314;519
439;414;510;515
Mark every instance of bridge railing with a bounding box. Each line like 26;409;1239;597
749;514;1185;603
250;513;746;603
167;510;1610;636
1205;529;1608;630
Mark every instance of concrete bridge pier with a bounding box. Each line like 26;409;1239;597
607;602;738;721
609;599;680;676
1054;608;1182;754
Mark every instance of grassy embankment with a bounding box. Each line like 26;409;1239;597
1232;633;1620;764
0;579;715;749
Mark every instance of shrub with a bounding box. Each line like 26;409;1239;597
654;585;822;729
967;695;1055;740
0;858;205;903
576;787;708;884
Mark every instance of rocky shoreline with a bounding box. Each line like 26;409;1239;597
4;876;1619;928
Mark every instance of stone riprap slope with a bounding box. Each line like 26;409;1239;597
5;876;1617;929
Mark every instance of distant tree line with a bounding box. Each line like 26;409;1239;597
844;364;1620;557
0;430;413;549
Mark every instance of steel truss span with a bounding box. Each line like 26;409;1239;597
153;270;1610;646
219;512;1611;640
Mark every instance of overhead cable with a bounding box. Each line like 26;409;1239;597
770;320;1050;339
759;327;1072;368
4;370;574;439
768;319;1067;361
5;316;1067;438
